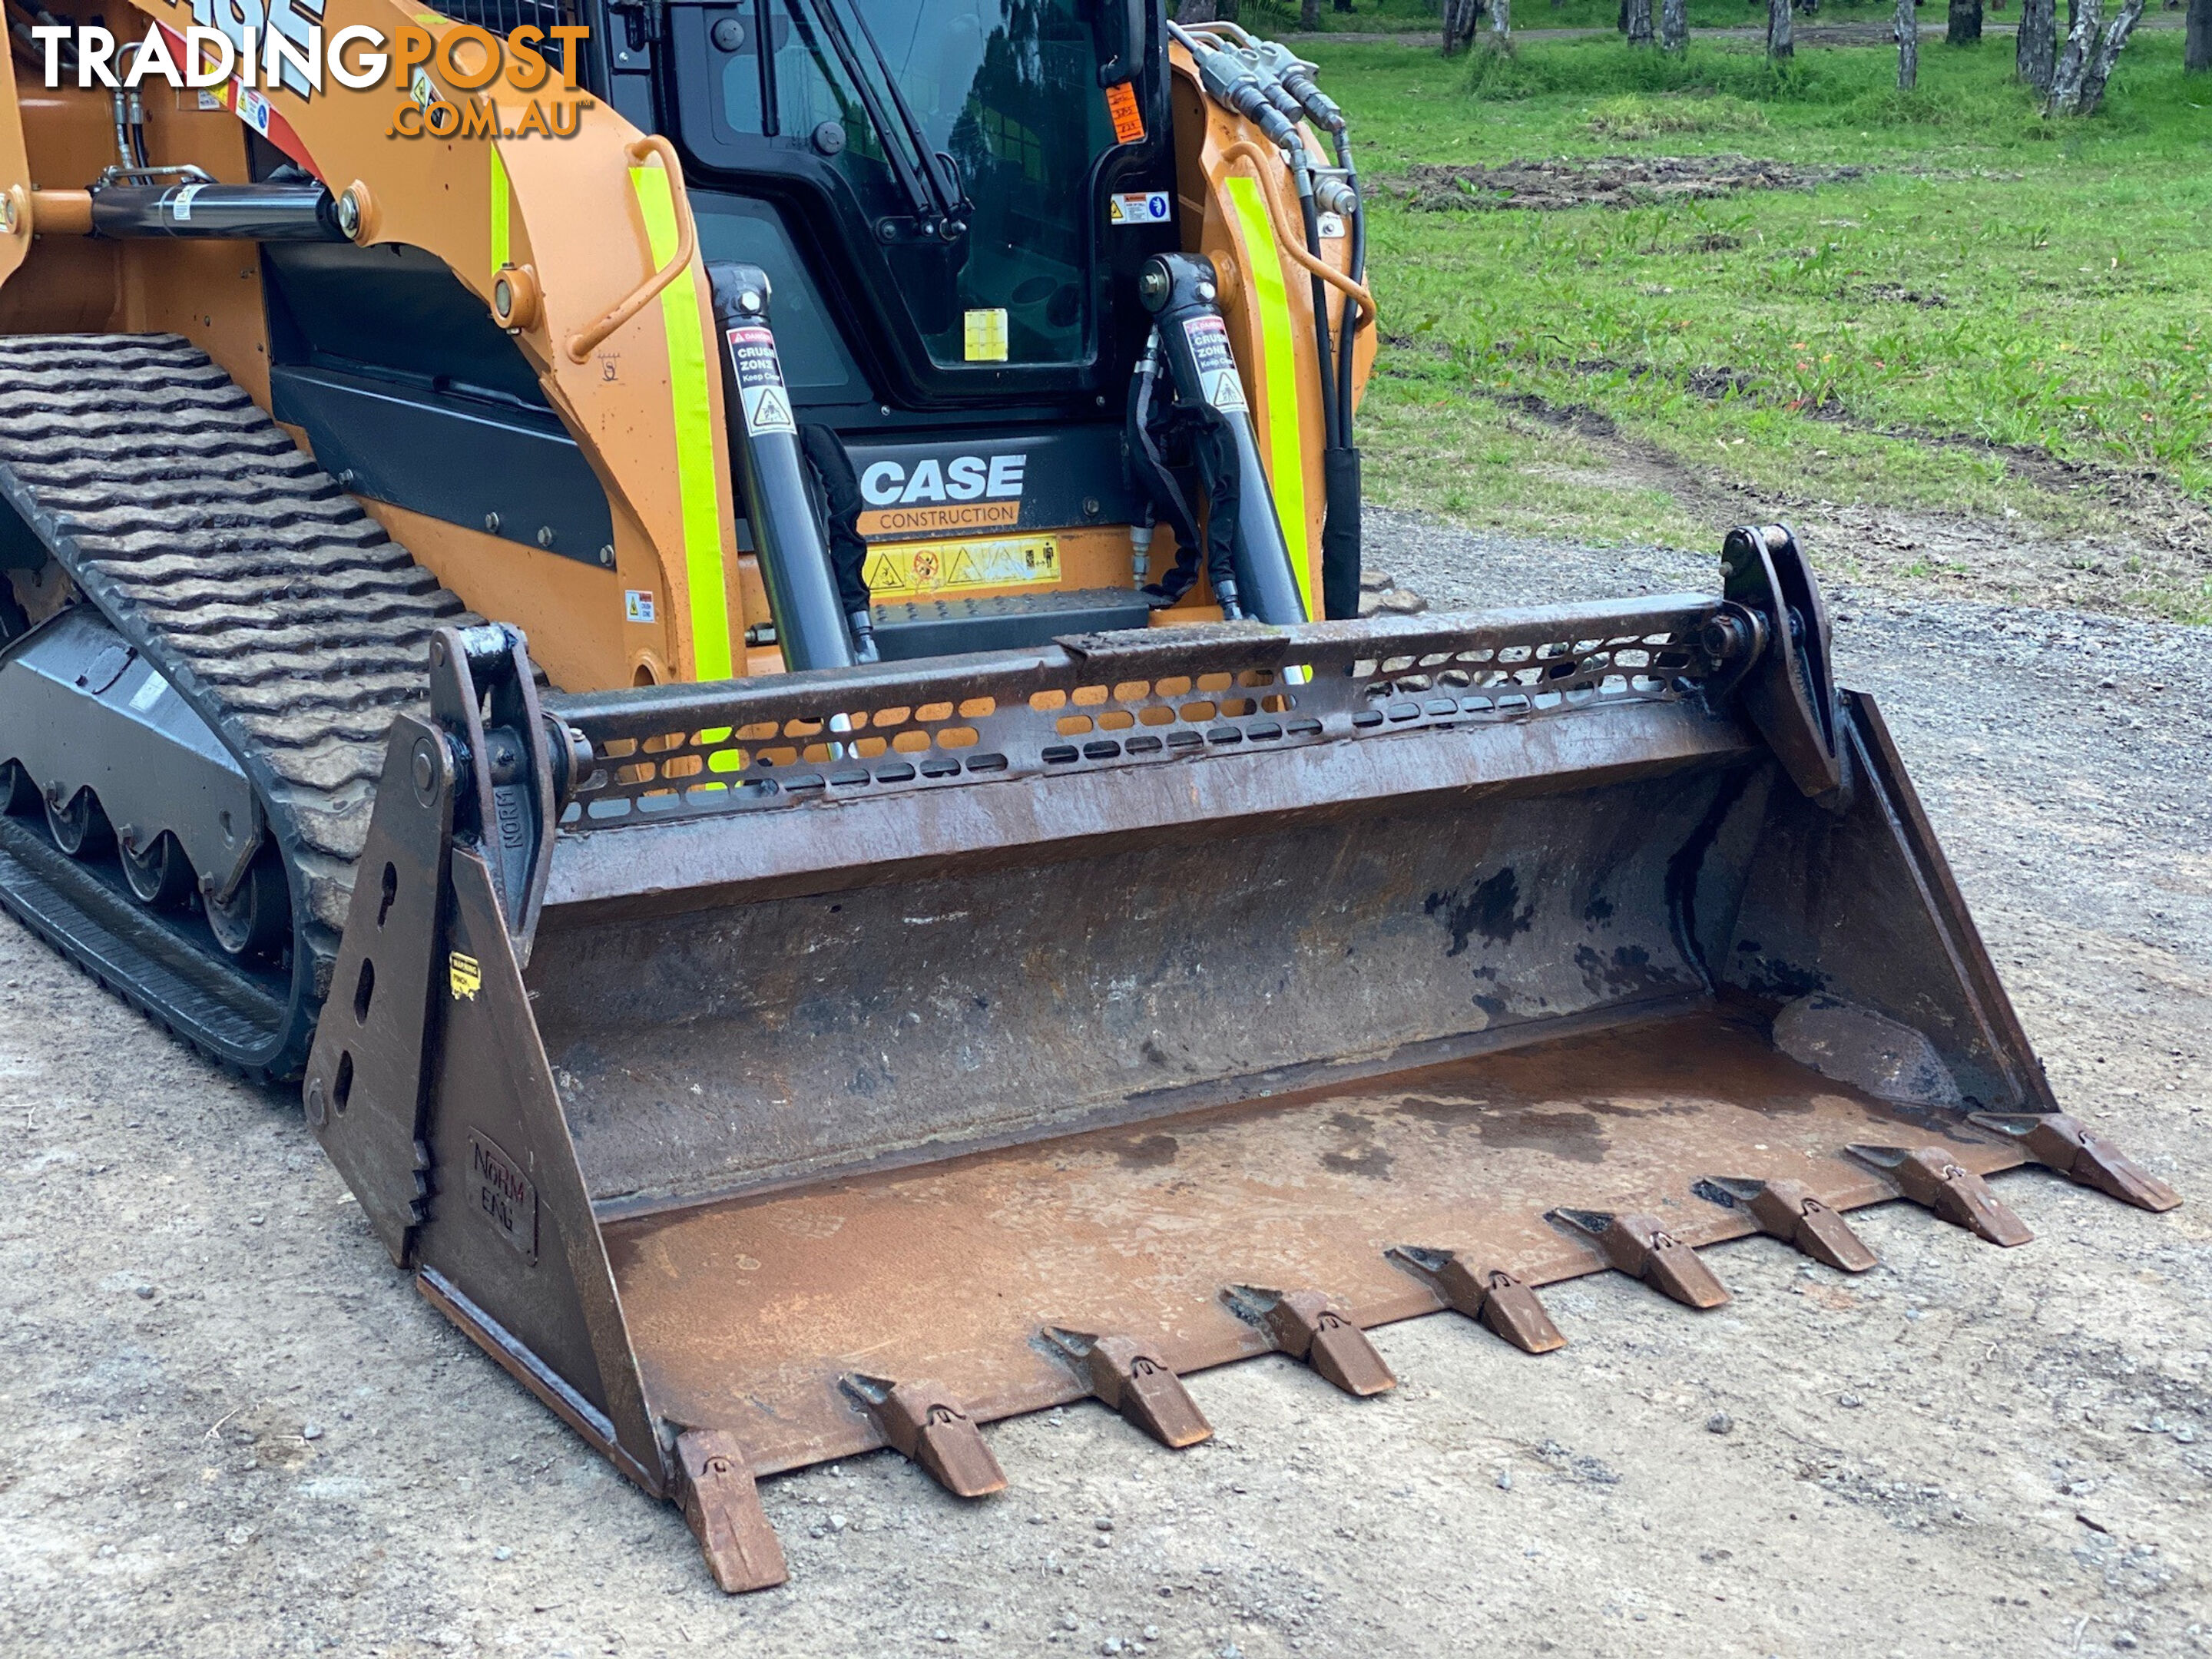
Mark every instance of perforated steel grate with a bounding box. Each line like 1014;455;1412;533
548;601;1727;830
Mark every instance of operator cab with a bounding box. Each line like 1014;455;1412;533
601;0;1183;661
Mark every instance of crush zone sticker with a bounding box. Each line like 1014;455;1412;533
725;325;796;436
1181;314;1247;413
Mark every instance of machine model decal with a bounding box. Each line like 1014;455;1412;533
857;452;1028;538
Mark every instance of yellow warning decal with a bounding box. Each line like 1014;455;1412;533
449;951;482;1002
865;535;1059;598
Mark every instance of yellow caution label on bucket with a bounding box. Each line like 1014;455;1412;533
449;951;482;1002
864;535;1059;598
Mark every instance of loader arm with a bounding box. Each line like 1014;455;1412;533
25;0;744;686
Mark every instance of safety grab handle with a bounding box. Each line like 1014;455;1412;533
1221;139;1376;325
565;135;698;363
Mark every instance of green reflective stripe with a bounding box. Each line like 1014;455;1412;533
1223;174;1311;616
488;143;509;273
630;163;733;681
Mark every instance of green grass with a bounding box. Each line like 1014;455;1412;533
1229;0;1915;35
1308;31;2212;617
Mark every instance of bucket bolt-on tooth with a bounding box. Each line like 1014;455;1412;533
841;1376;1008;1498
1041;1329;1212;1449
1225;1286;1396;1397
1846;1145;2034;1247
1386;1248;1566;1354
673;1429;789;1594
1694;1177;1878;1273
1967;1112;2182;1214
1548;1210;1731;1310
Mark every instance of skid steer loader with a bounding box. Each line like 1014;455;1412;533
0;0;2177;1594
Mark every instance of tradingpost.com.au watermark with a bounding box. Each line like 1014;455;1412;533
28;5;595;140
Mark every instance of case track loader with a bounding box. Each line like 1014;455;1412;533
0;0;2177;1594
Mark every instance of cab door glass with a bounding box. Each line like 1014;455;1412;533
712;0;1117;372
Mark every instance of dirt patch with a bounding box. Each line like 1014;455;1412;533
1389;154;1869;213
1482;386;2212;617
1856;282;1950;308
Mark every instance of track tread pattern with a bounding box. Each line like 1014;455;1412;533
0;333;472;1077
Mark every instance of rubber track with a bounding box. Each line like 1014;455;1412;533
0;333;472;1077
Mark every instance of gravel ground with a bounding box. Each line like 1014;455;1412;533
2;510;2207;1659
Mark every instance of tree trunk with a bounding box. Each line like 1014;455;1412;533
2018;0;2057;84
1627;0;1655;41
1898;0;1921;81
1492;0;1512;42
1442;0;1483;53
2075;0;2148;108
2047;0;2100;108
1301;0;1322;28
1177;0;1218;22
1661;0;1689;48
1948;0;1984;38
1620;0;1631;31
1769;0;1795;55
2187;0;2210;69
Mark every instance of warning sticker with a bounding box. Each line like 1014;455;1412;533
963;307;1009;363
449;951;482;1001
1109;190;1172;227
1104;79;1145;145
1181;314;1248;413
864;535;1059;598
237;87;271;135
724;325;797;436
624;589;657;624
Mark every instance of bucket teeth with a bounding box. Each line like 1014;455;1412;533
674;1429;789;1594
1225;1286;1396;1397
1042;1329;1213;1449
842;1376;1008;1498
1967;1112;2182;1214
1846;1144;2034;1247
1548;1210;1731;1309
1387;1248;1566;1353
1695;1177;1878;1273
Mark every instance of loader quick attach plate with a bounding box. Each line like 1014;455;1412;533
303;594;2178;1593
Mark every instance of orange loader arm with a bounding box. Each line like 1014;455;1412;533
0;0;743;690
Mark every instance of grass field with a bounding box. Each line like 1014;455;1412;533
1239;0;1922;35
1310;29;2212;618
